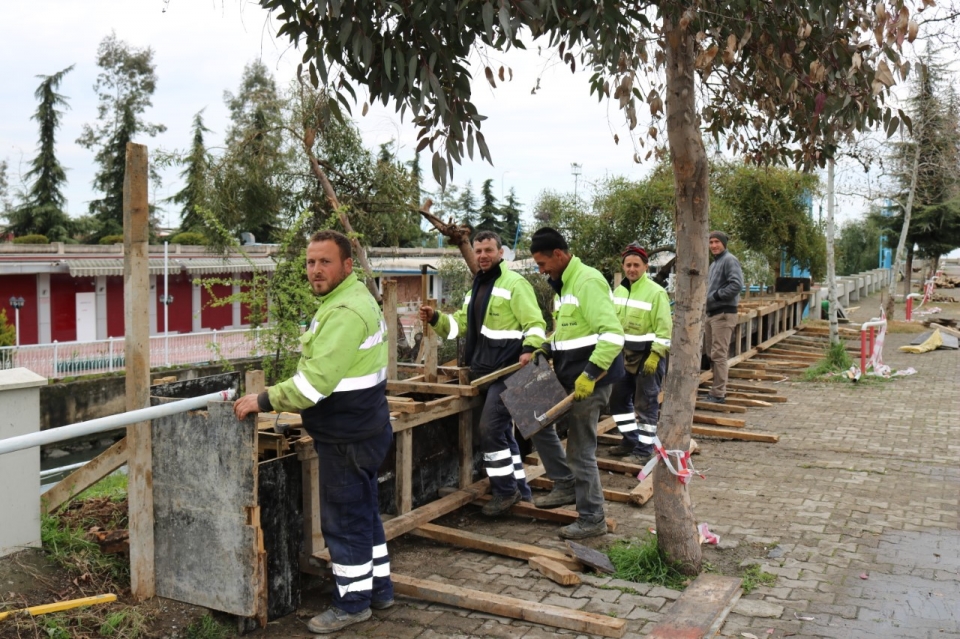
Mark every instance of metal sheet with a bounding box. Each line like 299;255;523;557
501;358;569;440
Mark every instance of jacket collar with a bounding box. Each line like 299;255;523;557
318;272;359;304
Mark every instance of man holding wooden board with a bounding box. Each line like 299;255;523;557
420;230;547;516
528;228;625;540
234;230;394;634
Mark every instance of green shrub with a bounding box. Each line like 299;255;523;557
99;235;124;245
169;231;208;245
12;234;50;244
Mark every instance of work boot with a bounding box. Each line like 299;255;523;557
623;453;653;466
533;481;576;509
701;394;725;404
559;516;608;540
607;442;635;457
306;607;371;634
482;489;522;516
370;597;395;610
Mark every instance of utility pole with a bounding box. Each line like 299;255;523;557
570;163;582;205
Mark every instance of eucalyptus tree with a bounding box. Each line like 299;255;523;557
262;0;924;573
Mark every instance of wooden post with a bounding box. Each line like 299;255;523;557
245;370;265;396
296;442;325;554
124;143;154;600
424;298;438;383
383;279;398;380
459;409;473;488
396;430;413;514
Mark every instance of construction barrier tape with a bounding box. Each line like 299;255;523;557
637;434;704;485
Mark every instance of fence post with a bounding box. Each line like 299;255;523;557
52;341;58;377
109;337;115;373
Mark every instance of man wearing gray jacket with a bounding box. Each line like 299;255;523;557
703;231;743;403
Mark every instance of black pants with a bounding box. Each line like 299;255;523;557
478;379;532;499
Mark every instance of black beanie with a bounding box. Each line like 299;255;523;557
709;230;728;248
529;227;569;254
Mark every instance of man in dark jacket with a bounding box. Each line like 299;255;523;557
703;230;743;403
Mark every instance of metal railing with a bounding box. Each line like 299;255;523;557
0;328;267;378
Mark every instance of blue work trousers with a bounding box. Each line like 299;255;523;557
479;379;532;500
609;354;666;456
315;424;394;614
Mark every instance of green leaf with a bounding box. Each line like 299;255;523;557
482;1;494;41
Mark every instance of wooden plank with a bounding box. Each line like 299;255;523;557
470;362;523;387
392;396;481;432
710;382;779;394
296;444;325;554
460;493;618;532
629;474;654;506
712;397;772;408
528;556;581;586
725;390;786;403
245;370;266;395
727;369;788;381
691;426;779;443
124;142;154;601
529;476;632;503
387;399;427;414
386;380;479;396
459;408;473;488
42;438;128;514
693;414;746;428
383;279;398;379
566;541;615;574
764;348;822;360
396;429;413;514
644;573;742;639
411;523;583;571
694;401;747;414
392;573;626;638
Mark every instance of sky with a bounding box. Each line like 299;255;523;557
0;1;921;246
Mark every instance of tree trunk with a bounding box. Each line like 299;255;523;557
653;16;705;576
904;245;914;301
826;161;840;345
417;201;479;275
885;136;922;319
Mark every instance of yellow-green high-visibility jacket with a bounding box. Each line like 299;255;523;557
266;272;389;444
548;256;625;388
434;263;546;376
613;273;672;358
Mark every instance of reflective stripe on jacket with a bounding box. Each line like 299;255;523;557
549;256;625;388
613;273;672;358
434;265;546;376
268;273;389;443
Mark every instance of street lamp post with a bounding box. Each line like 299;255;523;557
8;296;24;346
570;163;582;204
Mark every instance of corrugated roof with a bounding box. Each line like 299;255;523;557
182;257;277;275
66;259;168;277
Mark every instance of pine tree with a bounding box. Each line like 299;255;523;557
7;66;75;241
455;180;478;228
499;188;522;249
168;110;211;232
476;179;500;233
77;33;165;238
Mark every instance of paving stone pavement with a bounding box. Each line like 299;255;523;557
297;293;960;639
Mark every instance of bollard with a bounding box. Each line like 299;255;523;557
905;293;922;321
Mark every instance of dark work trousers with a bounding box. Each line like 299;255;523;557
531;385;611;522
609;354;666;457
479;379;532;500
315;423;394;614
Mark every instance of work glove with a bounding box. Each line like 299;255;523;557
573;372;597;402
532;345;552;365
642;352;661;376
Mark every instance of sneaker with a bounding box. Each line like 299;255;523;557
559;517;608;540
482;490;522;516
607;442;635;457
370;597;395;610
701;394;726;404
533;482;576;509
306;607;372;634
623;453;653;466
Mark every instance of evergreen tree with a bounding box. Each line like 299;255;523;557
76;33;165;237
0;160;11;224
499;188;522;249
455;180;478;228
7;65;75;241
168;110;211;232
476;179;500;233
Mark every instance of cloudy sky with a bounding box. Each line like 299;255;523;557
0;1;912;243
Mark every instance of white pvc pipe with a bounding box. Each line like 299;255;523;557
0;389;236;457
40;461;88;479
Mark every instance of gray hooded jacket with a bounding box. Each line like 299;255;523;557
706;250;743;315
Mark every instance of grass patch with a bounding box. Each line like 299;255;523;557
41;512;129;584
740;564;777;594
606;534;690;590
185;614;232;639
76;471;128;502
100;608;148;638
800;341;853;381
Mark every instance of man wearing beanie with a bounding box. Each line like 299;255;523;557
608;242;672;464
704;230;743;403
527;227;625;540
